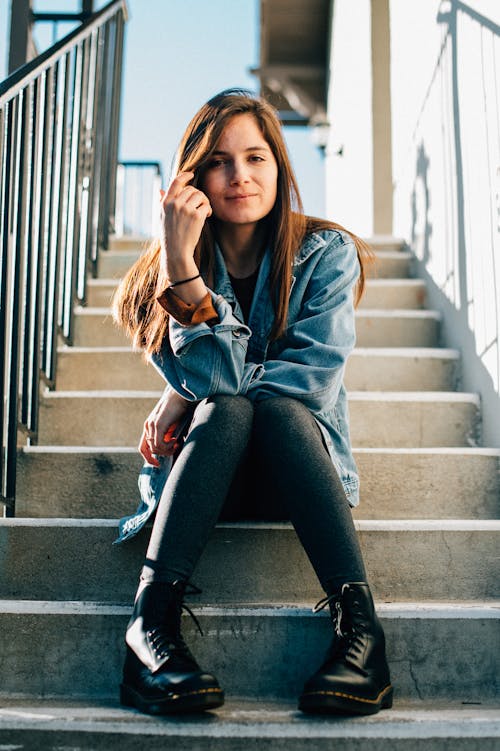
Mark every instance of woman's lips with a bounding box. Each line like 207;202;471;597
226;194;257;200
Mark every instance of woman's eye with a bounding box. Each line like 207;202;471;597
249;155;264;162
208;159;226;168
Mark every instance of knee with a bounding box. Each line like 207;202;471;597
197;394;254;426
253;396;312;429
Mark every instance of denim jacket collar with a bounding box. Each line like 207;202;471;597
293;231;327;265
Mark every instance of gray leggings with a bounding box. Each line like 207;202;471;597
142;395;367;593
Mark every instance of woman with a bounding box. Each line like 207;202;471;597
113;89;393;716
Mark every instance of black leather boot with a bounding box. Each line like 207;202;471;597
120;580;224;714
299;582;393;715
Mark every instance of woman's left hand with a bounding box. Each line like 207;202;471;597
139;390;191;466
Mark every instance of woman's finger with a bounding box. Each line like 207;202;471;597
182;189;211;211
139;431;160;467
148;420;175;457
172;186;200;208
166;171;195;200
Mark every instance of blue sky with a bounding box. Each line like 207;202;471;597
0;0;325;215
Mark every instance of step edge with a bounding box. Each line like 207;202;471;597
56;346;461;359
75;307;442;319
0;705;499;740
353;447;500;456
0;600;499;618
352;347;459;358
356;309;441;319
21;445;500;456
40;390;480;403
365;279;425;287
2;518;500;532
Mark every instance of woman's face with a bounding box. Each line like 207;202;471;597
201;113;278;229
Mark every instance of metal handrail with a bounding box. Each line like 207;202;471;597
0;0;128;515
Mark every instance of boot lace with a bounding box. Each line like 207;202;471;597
313;586;367;669
313;592;344;637
147;581;204;662
313;592;345;660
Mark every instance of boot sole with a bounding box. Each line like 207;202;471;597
120;682;225;715
299;683;393;716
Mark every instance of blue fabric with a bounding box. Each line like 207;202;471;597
114;456;171;544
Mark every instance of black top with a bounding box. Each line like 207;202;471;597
228;266;260;323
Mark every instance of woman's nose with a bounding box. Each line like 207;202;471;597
229;160;250;184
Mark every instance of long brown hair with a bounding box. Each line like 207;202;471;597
113;89;372;354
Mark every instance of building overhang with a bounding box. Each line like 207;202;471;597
252;0;332;126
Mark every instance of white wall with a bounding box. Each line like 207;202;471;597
325;0;373;237
390;0;500;446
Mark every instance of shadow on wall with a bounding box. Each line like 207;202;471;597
408;0;500;446
411;142;432;269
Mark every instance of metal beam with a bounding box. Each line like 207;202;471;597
371;0;393;233
259;72;327;124
256;0;331;125
8;0;32;73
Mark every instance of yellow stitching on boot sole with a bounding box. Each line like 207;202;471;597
302;684;393;705
167;687;223;701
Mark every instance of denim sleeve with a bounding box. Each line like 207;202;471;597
150;291;263;401
244;236;359;413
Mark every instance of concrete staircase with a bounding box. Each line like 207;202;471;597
1;236;499;749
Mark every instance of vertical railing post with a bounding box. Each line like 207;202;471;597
85;25;106;283
2;93;27;514
41;62;62;386
0;102;13;510
104;10;125;246
20;79;38;432
95;19;116;260
77;29;99;303
25;74;47;440
60;40;86;344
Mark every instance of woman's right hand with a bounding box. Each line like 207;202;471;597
159;171;212;279
139;390;191;466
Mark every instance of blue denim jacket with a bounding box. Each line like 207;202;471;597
115;228;359;543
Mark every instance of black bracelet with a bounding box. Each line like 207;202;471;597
168;273;201;289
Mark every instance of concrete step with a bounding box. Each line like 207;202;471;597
98;248;148;278
73;308;130;347
1;519;499;603
86;278;118;307
359;279;426;309
56;346;461;392
0;600;498;701
349;391;480;448
347;348;460;391
0;699;499;751
37;390;481;448
355;310;440;347
87;277;427;310
95;247;413;281
365;235;406;251
108;235;149;251
15;447;500;519
367;250;413;279
72;307;440;348
56;347;162;390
